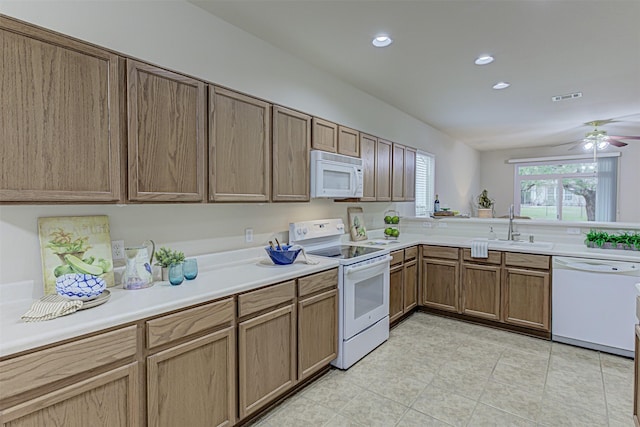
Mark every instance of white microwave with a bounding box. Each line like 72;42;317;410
310;150;363;198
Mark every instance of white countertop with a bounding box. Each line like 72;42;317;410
0;248;338;357
2;234;638;358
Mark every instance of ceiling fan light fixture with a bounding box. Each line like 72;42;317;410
372;35;392;47
597;140;609;150
475;55;494;65
583;141;594;151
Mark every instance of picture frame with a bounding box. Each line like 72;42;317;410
38;215;115;295
347;207;367;241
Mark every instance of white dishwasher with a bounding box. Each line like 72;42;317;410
552;256;640;357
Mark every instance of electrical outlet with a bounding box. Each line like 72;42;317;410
245;228;254;243
437;222;448;228
111;240;125;261
422;222;432;228
566;227;581;235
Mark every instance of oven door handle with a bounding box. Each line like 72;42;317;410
345;256;392;275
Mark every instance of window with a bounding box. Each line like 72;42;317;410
415;151;435;216
514;156;618;221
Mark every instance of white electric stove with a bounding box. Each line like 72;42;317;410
290;219;391;369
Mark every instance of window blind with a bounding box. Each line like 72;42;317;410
415;152;435;216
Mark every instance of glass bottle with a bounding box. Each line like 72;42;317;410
434;194;440;213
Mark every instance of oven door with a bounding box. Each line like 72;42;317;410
342;256;391;340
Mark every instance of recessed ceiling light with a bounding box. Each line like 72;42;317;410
372;35;393;48
492;81;511;90
475;55;494;65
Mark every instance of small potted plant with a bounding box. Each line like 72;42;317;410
476;189;494;218
155;247;185;281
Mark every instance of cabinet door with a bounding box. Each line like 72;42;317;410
312;117;337;153
272;106;311;202
298;289;338;380
338;126;360;157
389;263;404;323
403;258;418;312
376;139;392;201
461;263;501;320
404;147;416;202
422;258;460;312
360;134;377;201
392;143;405;201
210;87;271;202
147;328;235;427
502;267;550;331
238;304;296;419
127;60;206;202
0;17;121;202
0;363;138;427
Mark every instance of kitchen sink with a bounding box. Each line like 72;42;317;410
470;238;554;250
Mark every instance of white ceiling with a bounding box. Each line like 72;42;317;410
191;0;640;151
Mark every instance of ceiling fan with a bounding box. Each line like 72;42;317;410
573;120;640;151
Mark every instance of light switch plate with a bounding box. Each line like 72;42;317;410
245;228;254;243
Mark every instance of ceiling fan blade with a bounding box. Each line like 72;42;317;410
607;139;628;148
608;135;640;140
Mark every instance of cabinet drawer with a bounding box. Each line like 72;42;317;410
404;246;418;261
505;252;550;270
0;325;137;400
238;280;296;318
298;268;338;298
391;250;404;266
422;245;459;260
462;248;502;265
146;297;234;349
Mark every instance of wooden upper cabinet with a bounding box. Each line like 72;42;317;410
338;126;360;157
0;17;121;202
311;117;338;153
127;60;206;202
376;139;392;201
360;133;377;201
272;106;311;202
210;87;271;202
404;146;416;202
392;143;406;201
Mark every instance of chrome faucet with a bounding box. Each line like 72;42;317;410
508;204;520;241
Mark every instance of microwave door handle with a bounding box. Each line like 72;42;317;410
351;166;358;196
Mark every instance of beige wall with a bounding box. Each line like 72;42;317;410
480;144;640;222
0;1;480;285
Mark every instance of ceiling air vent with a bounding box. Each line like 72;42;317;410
552;92;583;102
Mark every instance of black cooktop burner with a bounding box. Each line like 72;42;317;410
307;245;384;259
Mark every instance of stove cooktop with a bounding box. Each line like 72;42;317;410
307;245;385;260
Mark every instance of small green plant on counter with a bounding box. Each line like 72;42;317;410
585;230;640;250
154;247;185;267
477;189;494;209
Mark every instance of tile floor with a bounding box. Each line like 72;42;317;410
251;312;635;427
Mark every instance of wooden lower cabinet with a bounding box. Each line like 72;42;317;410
461;263;501;320
389;262;404;323
502;267;550;331
422;257;460;313
0;363;139;427
403;257;418;312
298;288;338;380
238;303;296;419
147;328;235;427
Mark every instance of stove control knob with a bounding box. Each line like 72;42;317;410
303;227;308;235
296;228;303;236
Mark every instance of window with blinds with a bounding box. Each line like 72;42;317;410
415;151;435;216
